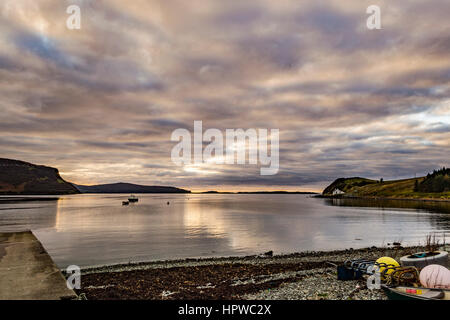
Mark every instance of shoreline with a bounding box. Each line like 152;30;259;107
0;196;59;202
75;246;419;274
74;245;434;300
2;193;448;203
316;194;450;202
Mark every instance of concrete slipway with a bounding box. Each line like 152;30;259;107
0;231;77;300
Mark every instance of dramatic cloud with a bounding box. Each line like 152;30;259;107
0;0;449;191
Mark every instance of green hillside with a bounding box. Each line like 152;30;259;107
322;177;378;194
323;168;450;200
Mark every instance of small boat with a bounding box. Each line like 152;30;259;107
128;195;139;203
122;201;129;206
382;284;450;300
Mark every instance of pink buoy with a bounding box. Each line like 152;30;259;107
419;264;450;289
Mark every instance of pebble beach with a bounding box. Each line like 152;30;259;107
74;245;433;300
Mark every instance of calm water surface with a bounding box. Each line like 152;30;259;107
0;194;449;268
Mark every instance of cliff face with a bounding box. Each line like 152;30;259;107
0;158;80;195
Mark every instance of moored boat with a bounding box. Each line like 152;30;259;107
128;195;139;202
381;284;450;300
122;201;129;205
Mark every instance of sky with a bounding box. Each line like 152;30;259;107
0;0;449;192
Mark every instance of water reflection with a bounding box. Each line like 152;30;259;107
0;198;58;232
324;197;450;214
182;195;321;253
324;197;450;242
0;194;448;268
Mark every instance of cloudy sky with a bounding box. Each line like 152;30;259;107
0;0;449;191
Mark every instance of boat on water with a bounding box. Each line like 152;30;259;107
128;195;139;203
382;284;450;300
122;201;129;206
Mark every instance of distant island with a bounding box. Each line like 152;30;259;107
75;183;190;194
0;158;79;195
322;167;450;201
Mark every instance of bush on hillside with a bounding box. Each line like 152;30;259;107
418;167;450;193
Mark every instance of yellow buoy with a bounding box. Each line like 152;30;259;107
376;257;400;279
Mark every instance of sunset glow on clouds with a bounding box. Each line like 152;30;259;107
0;0;449;191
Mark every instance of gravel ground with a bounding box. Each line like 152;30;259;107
74;245;428;300
243;267;386;300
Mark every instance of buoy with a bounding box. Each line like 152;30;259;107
376;257;400;279
420;264;450;289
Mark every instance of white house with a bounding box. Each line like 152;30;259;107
332;188;345;195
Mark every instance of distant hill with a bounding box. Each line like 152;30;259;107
0;158;80;195
323;168;450;200
75;182;190;194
